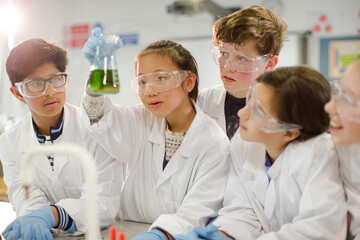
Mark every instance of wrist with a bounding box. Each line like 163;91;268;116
152;228;174;240
50;204;77;232
220;230;234;239
50;205;59;227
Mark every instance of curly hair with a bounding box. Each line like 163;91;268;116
212;5;287;56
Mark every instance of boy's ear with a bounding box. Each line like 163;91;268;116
265;55;278;72
10;86;25;102
283;129;300;142
183;73;196;93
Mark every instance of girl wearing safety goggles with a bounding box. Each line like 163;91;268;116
181;66;347;240
325;57;360;239
82;32;231;240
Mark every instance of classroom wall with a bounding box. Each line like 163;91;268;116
0;0;359;121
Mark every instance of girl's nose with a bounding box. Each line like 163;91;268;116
145;84;159;97
238;105;250;120
324;99;336;116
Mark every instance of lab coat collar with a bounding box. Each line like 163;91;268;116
33;108;64;143
207;86;226;121
175;103;206;158
148;104;207;187
18;107;71;182
266;150;284;181
147;103;205;158
159;105;218;187
242;142;269;208
148;115;167;145
148;115;167;177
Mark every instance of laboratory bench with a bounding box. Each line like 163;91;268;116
53;220;150;239
0;201;150;240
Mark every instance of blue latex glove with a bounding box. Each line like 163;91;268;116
131;229;167;240
174;224;232;240
2;204;55;240
201;224;232;240
83;27;123;65
174;226;206;240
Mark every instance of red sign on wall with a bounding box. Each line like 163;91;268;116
63;23;90;48
70;24;89;47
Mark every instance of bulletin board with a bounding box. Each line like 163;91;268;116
319;36;360;82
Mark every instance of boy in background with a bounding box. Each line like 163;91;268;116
199;5;286;140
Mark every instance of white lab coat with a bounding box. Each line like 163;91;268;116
336;144;360;240
214;133;347;240
198;85;227;133
0;103;122;233
80;96;231;236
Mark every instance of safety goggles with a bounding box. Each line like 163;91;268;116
331;80;360;123
246;82;303;133
15;72;69;98
212;46;272;73
130;70;191;96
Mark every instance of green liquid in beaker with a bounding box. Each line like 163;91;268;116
87;69;120;94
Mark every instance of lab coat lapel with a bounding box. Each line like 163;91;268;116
148;117;167;178
18;119;62;182
207;88;226;132
155;106;203;187
232;140;271;231
51;106;77;180
242;143;268;208
24;107;74;183
264;150;283;227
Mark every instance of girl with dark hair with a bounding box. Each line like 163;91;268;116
179;66;347;240
81;29;230;240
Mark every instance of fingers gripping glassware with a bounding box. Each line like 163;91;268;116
87;35;121;94
212;46;272;73
331;80;360;123
130;70;191;96
15;72;69;98
246;82;302;133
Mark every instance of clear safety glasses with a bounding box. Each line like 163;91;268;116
246;82;303;133
130;70;191;96
212;46;272;73
15;72;69;98
331;80;360;123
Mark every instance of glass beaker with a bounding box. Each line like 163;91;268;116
86;35;120;94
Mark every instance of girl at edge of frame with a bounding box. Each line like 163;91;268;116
325;56;360;240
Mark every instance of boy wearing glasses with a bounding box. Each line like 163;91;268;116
0;38;122;239
198;5;286;140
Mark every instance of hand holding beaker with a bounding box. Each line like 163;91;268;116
83;27;123;95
